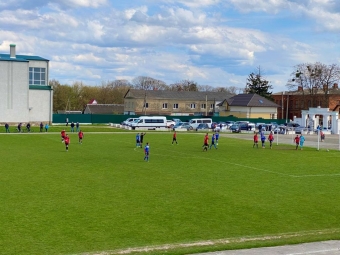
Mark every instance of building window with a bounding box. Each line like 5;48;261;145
29;67;46;85
162;103;168;109
173;103;178;109
201;103;206;109
190;103;196;109
144;102;149;108
295;101;299;108
210;104;214;108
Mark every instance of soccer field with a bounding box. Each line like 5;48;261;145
1;131;340;255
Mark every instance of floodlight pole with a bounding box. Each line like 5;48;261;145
276;129;279;145
317;129;320;151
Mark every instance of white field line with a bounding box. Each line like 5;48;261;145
287;248;340;255
152;148;340;178
74;229;340;255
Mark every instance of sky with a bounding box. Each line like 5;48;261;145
0;0;339;93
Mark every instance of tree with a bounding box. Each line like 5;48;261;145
286;62;340;107
169;80;198;91
245;67;273;100
132;76;167;90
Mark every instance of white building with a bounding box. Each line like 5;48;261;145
0;44;53;124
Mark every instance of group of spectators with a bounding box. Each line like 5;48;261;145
4;122;49;133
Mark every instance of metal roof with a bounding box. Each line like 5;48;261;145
0;53;49;62
226;94;280;107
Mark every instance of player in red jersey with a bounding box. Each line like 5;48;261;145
61;129;66;142
172;131;178;145
64;134;70;151
268;131;274;149
253;132;258;148
293;135;300;150
78;130;84;144
202;133;209;151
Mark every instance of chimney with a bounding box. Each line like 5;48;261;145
323;84;328;91
10;44;16;58
298;86;303;92
333;83;338;89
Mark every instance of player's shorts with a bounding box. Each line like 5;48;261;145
204;142;208;146
172;138;177;141
65;142;69;145
136;139;140;143
145;151;149;155
254;141;258;143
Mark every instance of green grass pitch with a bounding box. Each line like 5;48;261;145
1;131;340;255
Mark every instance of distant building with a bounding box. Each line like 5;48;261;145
272;84;340;120
83;104;124;114
123;89;232;116
217;93;280;118
0;44;52;123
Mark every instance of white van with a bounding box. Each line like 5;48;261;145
131;116;167;130
189;118;213;130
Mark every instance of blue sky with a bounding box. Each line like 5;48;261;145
0;0;339;92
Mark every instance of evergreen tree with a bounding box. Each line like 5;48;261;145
246;67;273;100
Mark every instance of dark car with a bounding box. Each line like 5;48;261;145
230;124;241;133
196;123;210;131
239;122;253;131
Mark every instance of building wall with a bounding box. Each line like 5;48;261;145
125;98;216;115
29;89;53;122
221;106;277;119
0;61;30;122
273;93;340;120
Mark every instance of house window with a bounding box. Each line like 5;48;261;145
173;103;178;109
29;67;46;85
190;103;196;109
162;103;168;109
201;104;206;109
210;104;214;109
144;102;148;108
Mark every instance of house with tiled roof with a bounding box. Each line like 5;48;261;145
217;94;280;118
123;89;233;116
0;44;52;123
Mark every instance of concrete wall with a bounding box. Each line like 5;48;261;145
29;89;53;122
0;61;30;122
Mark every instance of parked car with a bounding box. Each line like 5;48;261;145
122;118;139;126
230;124;241;133
294;126;308;134
225;121;235;128
166;120;176;128
196;123;210;131
174;122;190;131
273;127;286;134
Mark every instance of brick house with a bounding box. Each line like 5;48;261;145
272;83;340;121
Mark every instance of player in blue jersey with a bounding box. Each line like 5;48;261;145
210;133;217;149
136;133;140;148
215;131;219;145
260;131;266;148
144;142;150;161
299;134;305;150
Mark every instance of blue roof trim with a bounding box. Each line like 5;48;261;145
0;53;49;61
